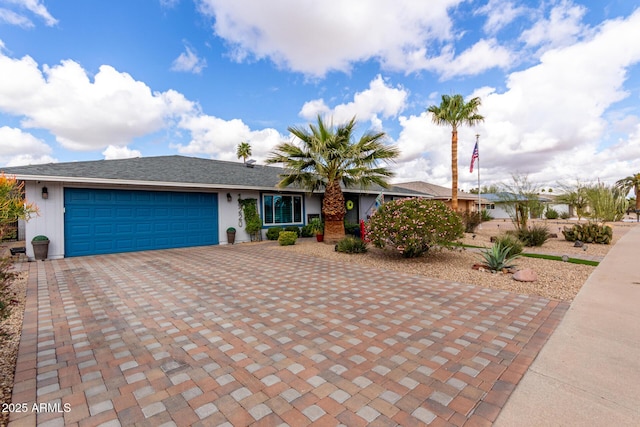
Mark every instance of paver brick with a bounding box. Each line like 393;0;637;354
9;245;568;427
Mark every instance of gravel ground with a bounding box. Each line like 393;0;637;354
0;219;635;422
0;270;26;427
280;220;635;302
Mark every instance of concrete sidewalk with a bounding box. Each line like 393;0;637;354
495;224;640;426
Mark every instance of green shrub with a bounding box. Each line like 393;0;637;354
32;235;49;242
301;224;314;237
460;211;482;233
266;227;283;240
284;226;301;237
562;222;612;244
480;209;493;222
335;237;367;254
479;242;520;272
517;224;550;247
344;222;360;236
545;208;559;219
560;211;571;219
367;199;464;258
278;231;298;246
493;234;523;258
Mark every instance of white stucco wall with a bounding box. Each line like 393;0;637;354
220;191;261;244
24;181;65;260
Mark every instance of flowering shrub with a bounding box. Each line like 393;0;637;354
367;199;463;258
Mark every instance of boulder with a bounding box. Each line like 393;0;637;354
574;240;584;247
513;268;537;282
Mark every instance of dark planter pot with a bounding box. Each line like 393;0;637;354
316;234;324;242
227;231;236;245
32;240;49;260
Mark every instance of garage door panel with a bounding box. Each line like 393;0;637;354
65;188;218;257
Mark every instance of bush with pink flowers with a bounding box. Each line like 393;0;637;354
366;199;463;258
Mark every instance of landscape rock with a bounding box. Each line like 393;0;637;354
574;240;584;247
513;268;537;282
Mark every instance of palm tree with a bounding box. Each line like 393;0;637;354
236;141;252;163
267;116;399;243
616;172;640;212
427;94;484;211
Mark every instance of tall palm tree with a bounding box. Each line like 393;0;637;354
267;116;400;243
236;141;252;163
427;94;484;211
616;172;640;212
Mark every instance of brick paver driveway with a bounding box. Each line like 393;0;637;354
10;243;568;426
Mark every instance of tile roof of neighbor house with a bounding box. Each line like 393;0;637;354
0;155;426;197
394;181;482;201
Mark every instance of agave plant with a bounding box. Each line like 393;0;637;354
479;242;520;272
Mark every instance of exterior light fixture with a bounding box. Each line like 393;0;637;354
227;193;232;202
42;186;48;199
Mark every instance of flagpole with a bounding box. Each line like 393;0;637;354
476;134;481;228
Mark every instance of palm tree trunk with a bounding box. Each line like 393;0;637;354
451;128;459;211
636;183;640;210
322;180;346;243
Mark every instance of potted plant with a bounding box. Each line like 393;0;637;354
309;218;324;242
226;227;236;244
31;235;49;260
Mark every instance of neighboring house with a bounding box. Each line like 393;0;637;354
394;181;486;212
480;192;558;220
1;155;426;260
539;193;570;217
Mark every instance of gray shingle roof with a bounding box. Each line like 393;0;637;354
394;181;481;200
1;155;426;197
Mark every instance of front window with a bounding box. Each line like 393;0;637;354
263;194;303;225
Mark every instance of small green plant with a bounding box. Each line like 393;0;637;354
239;198;262;240
309;218;323;235
545;208;559;219
344;222;360;236
479;242;520;272
517;224;550;247
266;227;283;240
460;211;482;233
300;224;314;237
562;222;612;244
335;236;367;254
32;235;49;242
226;227;236;233
559;211;571;219
278;231;298;246
493;234;523;258
480;209;493;222
284;226;301;237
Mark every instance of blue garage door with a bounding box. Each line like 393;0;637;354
64;188;218;257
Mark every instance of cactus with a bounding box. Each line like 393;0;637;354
562;222;612;244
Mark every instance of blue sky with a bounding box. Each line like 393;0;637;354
1;0;639;191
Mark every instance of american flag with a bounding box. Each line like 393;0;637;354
469;141;479;173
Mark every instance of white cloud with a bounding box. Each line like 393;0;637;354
520;0;588;53
476;0;528;34
171;45;207;74
173;114;284;162
1;0;57;26
0;126;56;166
299;75;408;127
0;8;34;28
196;0;487;78
419;39;513;79
102;145;142;160
400;8;640;189
0;52;195;151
